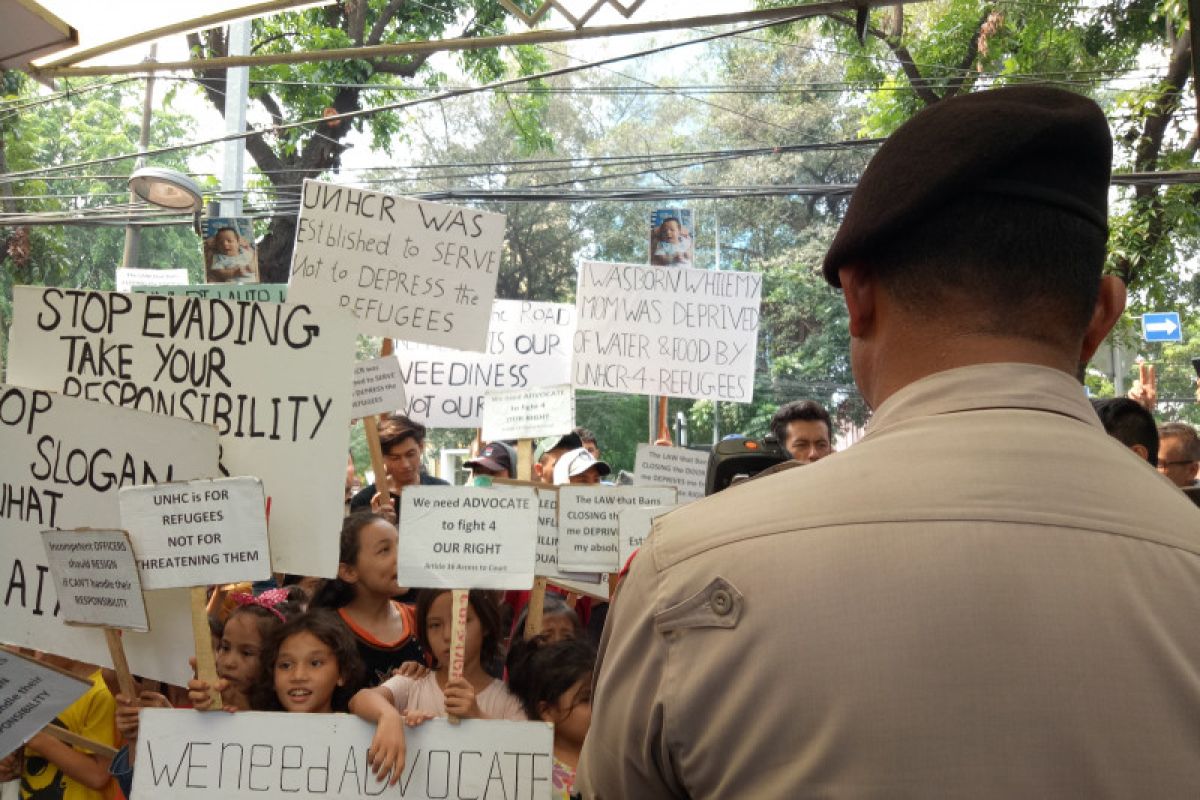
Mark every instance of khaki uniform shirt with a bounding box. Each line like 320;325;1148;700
578;364;1200;799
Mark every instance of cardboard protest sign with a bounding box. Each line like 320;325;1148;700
134;710;553;800
351;355;406;419
493;485;605;595
0;649;91;758
118;477;270;590
396;486;538;590
0;384;218;685
133;283;287;303
394;300;575;427
289;179;504;351
480;384;574;441
41;529;148;631
7;286;358;577
573;261;762;403
557;486;677;572
617;504;677;566
115;268;189;293
634;443;709;504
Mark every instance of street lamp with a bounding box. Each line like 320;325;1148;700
123;167;203;268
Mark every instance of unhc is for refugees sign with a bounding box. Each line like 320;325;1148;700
7;287;357;578
289;180;505;352
0;384;218;685
573;261;762;403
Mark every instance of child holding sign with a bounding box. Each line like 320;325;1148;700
312;513;427;685
185;589;299;712
507;637;597;799
350;590;525;777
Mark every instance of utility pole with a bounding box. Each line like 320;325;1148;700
220;21;251;218
121;44;156;268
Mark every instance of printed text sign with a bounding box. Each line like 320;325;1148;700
0;650;91;758
42;529;149;631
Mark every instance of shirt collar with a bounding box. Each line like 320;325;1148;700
865;363;1101;437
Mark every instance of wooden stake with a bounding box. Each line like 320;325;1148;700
525;577;548;640
516;438;533;482
42;724;119;760
363;415;392;508
378;338;394;425
103;629;137;700
447;589;469;724
190;586;222;711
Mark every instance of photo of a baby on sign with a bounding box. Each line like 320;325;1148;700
203;217;259;283
649;208;694;266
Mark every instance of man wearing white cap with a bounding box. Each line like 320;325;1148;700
552;447;611;486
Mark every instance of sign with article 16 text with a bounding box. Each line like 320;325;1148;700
7;286;358;579
351;355;406;419
573;261;762;403
397;486;538;590
480;384;574;441
0;383;218;687
119;477;270;590
557;485;677;573
0;649;91;759
134;709;554;800
634;443;709;504
42;529;149;631
394;300;575;428
289;180;505;352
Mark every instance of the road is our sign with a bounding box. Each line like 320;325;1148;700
1141;312;1183;343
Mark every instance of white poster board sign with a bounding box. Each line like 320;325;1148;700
557;486;677;572
0;649;91;758
493;486;605;596
0;384;218;685
118;477;270;590
394;300;575;428
289;179;504;352
351;355;406;419
134;709;554;800
397;486;538;590
8;286;357;578
634;443;709;504
115;268;189;293
573;261;762;402
41;529;149;631
481;384;574;441
133;284;288;303
617;504;677;566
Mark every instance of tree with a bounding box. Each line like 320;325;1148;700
186;1;538;282
0;73;201;375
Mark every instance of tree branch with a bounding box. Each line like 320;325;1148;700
828;11;940;105
941;9;992;98
368;0;407;46
370;54;430;77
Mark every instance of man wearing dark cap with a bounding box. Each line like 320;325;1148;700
580;87;1200;797
465;441;516;479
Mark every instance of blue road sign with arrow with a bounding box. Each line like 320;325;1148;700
1141;312;1183;343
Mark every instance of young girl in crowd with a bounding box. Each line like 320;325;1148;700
507;637;596;799
350;590;525;780
312;512;425;685
511;593;583;644
249;609;365;713
187;588;299;711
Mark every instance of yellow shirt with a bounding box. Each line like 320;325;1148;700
22;669;116;800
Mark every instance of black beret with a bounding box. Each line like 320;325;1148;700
822;86;1112;287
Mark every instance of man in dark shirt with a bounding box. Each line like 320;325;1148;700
349;414;448;519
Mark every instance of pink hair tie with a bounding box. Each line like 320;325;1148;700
230;588;289;623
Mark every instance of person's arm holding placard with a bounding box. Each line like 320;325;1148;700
347;684;408;785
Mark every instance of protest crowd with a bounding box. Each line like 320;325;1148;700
3;83;1200;800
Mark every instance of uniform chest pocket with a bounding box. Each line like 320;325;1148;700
653;576;744;634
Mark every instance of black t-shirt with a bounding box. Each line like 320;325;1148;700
349;473;450;517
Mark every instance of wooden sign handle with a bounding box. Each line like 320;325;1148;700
103;629;137;700
42;723;119;760
447;588;469;724
190;586;223;711
378;338;394;425
363;415;392;506
525;577;548;640
516;438;533;483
